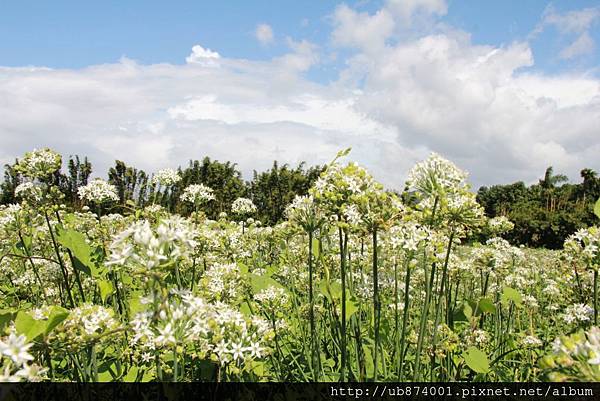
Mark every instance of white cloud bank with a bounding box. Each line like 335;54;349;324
0;0;599;189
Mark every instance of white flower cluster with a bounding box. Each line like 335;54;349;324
50;304;120;350
180;184;215;204
552;326;600;365
0;204;21;228
388;221;430;252
130;292;272;367
522;335;543;347
254;286;289;306
284;195;326;232
562;303;594;325
16;148;62;179
406;152;468;197
107;216;197;273
14;182;43;202
564;227;600;269
78;179;119;203
152;168;181;186
231;197;257;215
488;216;515;235
0;330;46;382
198;263;243;301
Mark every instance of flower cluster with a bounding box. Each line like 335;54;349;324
152;168;181;186
50;304;121;351
541;326;600;381
406;153;467;198
562;304;594;325
107;216;197;274
129;292;272;368
78;179;119;203
180;184;215;205
231;198;257;216
488;216;515;235
564;227;600;270
14;182;43;202
16;148;62;179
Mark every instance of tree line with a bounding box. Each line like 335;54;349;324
2;155;599;248
0;155;324;226
477;167;600;249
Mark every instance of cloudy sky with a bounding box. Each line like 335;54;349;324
1;0;599;189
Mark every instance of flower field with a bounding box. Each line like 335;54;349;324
1;148;599;382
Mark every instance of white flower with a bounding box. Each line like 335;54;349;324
78;179;119;203
180;184;215;204
231;198;257;215
152;168;181;186
0;333;34;366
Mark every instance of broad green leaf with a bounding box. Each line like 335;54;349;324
44;306;69;335
55;227;101;277
452;301;472;322
469;298;496;315
501;287;522;306
14;311;46;341
98;280;114;302
595;198;600;219
247;273;285;293
463;346;490;374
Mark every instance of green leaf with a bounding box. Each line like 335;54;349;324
469;298;496;315
595;198;600;219
463;346;490;374
0;309;17;332
14;311;46;341
345;292;359;322
44;306;69;335
98;280;114;302
247;273;285;294
452;301;472;322
501;287;522;306
311;238;320;259
55;227;101;277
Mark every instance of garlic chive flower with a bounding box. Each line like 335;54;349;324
77;179;119;203
231;197;257;216
180;184;215;204
15;148;62;179
152;168;182;186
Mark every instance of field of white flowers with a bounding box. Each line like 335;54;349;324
1;148;599;382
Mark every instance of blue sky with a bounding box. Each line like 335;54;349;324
2;1;599;77
1;1;599;188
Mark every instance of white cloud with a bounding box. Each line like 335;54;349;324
541;5;600;34
255;23;274;45
186;45;221;66
559;32;595;59
535;5;600;60
1;6;600;190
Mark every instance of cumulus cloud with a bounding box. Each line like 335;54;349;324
1;4;599;190
255;23;274;45
186;45;221;66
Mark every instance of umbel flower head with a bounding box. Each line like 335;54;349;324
406;152;468;198
180;184;215;204
231;198;257;216
152;168;182;186
78;179;119;203
15;148;62;179
284;195;327;233
564;227;600;270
